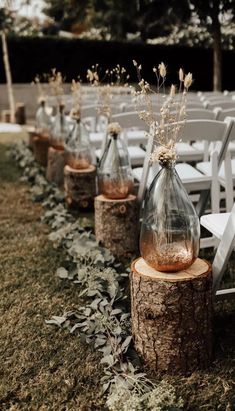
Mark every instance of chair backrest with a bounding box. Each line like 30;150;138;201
205;100;235;110
185;108;217;120
112;111;149;131
137;118;235;204
216;108;235;121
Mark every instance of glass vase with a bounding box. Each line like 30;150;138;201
98;131;134;199
65;119;93;169
140;162;200;272
35;100;52;139
50;104;70;150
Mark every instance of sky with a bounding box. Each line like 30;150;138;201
0;0;47;20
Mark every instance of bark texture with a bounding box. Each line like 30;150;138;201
64;164;96;209
130;257;213;375
46;147;65;187
1;31;15;123
15;103;26;125
95;194;139;257
33;135;49;167
1;109;11;123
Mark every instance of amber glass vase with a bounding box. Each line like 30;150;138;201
65;119;93;169
50;104;70;150
98;131;134;199
140;162;200;272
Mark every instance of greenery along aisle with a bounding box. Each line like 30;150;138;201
2;141;235;410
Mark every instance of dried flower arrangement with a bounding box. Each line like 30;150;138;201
33;74;49;104
87;64;130;120
48;68;65;106
132;61;193;165
70;79;82;120
107;122;122;136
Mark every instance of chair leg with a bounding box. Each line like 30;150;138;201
212;204;235;294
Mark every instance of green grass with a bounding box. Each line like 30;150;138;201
0;142;234;410
0;143;105;411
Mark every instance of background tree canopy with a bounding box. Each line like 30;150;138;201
42;0;235;90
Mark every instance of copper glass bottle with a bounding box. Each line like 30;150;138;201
98;123;134;199
50;103;70;150
140;161;200;272
65;116;93;169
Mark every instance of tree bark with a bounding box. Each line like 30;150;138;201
130;257;213;375
46;147;65;187
212;14;222;91
33;134;49;167
64;164;97;209
95;194;139;257
1;31;15;123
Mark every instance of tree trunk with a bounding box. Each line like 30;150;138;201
1;31;15;123
95;194;139;257
212;15;222;91
46;147;65;187
130;257;213;374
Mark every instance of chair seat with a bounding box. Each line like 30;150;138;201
196;159;235;184
133;163;211;191
123;129;147;145
175;163;212;190
96;145;146;166
0;123;23;133
90;132;104;148
90;130;147;149
176;142;204;162
200;212;230;239
193;141;235;156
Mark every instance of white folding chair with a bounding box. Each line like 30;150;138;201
204;100;235;110
200;202;235;298
134;118;235;217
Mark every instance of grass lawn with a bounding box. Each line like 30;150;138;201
0;141;234;410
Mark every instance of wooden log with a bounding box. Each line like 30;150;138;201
130;257;213;375
95;194;139;257
46;147;65;187
33;134;49;167
27;127;38;148
1;109;11;123
15;102;26;125
64;164;97;209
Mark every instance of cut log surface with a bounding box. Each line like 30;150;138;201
130;257;213;375
46;147;65;187
64;164;96;209
95;194;139;257
33;134;49;167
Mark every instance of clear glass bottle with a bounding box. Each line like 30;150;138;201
98;123;134;199
140;161;200;272
35;99;52;138
65;114;93;169
50;103;70;150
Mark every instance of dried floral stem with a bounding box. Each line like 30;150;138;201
133;61;193;164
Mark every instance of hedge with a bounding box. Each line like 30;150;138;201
0;36;235;90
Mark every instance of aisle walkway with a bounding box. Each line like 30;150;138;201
0;144;104;411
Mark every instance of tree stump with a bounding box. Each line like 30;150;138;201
28;127;37;148
15;102;26;124
130;257;212;375
33;134;49;167
1;109;11;123
64;164;97;209
95;194;139;257
46;147;65;187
